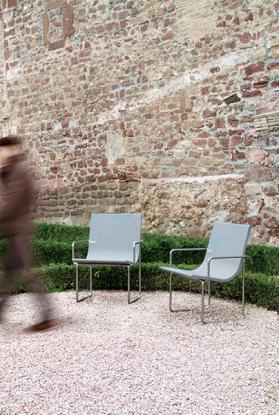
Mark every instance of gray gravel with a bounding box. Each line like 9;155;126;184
0;291;278;415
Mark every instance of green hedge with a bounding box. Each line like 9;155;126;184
31;223;279;274
2;260;279;312
34;222;88;242
0;222;278;312
0;223;266;273
38;263;279;312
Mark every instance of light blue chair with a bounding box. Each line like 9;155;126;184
72;213;142;304
160;223;251;323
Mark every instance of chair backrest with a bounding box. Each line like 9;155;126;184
87;213;142;262
201;222;251;281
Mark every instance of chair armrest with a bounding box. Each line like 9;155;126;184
170;248;208;265
72;240;95;259
207;255;246;280
133;240;143;264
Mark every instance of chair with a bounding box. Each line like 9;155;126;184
72;213;142;304
160;222;251;323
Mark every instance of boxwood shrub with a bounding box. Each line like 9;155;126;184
0;222;278;312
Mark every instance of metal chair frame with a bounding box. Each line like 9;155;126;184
72;240;142;304
168;248;247;324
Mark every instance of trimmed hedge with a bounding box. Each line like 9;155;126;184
38;263;279;312
0;222;278;312
34;222;88;242
30;222;279;274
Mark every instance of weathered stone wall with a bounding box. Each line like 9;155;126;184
0;0;278;244
0;1;6;132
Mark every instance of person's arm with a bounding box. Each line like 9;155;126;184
0;163;30;222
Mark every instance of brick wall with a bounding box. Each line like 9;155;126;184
0;1;6;130
0;0;278;244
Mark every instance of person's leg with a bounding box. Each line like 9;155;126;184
0;236;19;321
23;269;53;322
18;233;60;332
24;269;60;332
2;233;59;331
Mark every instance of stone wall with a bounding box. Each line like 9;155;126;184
0;1;6;131
0;0;278;244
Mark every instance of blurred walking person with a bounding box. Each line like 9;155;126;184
0;136;59;332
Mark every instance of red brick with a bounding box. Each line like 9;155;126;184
43;13;49;45
116;159;125;165
216;20;226;27
168;139;178;148
48;39;65;51
210;67;220;73
244;62;264;76
45;0;65;11
9;0;17;6
253;80;268;88
9;60;18;67
239;33;252;44
4;50;12;60
227;115;238;127
193;138;207;147
230;135;242;146
63;4;75;39
264;217;278;229
117;172;127;180
247;216;261;226
242;90;262;97
245;165;272;182
201;87;209;96
4;28;15;38
215;117;226;129
245;13;254;22
226;40;236;49
202;109;216;118
231;149;245;160
162;32;173;41
268;62;279;70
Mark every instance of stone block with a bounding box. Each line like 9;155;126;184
245;165;272;182
244;62;265;76
63;4;75;38
244;148;267;163
45;0;65;11
43;13;49;45
48;39;65;50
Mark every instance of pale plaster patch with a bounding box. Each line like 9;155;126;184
176;0;216;42
105;131;125;165
142;173;244;187
6;66;21;81
96;51;249;125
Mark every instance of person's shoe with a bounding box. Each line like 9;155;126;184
24;318;61;333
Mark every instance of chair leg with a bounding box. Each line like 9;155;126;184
208;279;211;308
242;260;245;318
75;264;93;303
90;266;93;297
128;265;131;304
127;264;142;304
169;273;191;313
76;263;79;303
201;281;205;324
169;273;173;311
139;259;142;297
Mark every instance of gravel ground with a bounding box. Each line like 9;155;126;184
0;291;278;415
